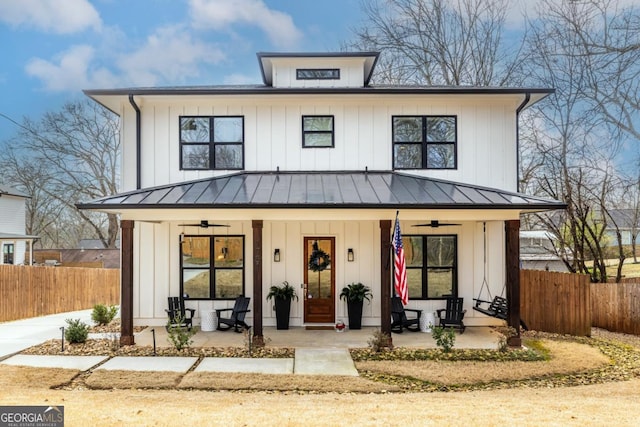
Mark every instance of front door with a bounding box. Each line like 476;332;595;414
303;237;335;323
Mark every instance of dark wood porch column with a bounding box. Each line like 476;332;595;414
380;220;392;340
505;219;521;347
120;220;135;345
252;220;264;347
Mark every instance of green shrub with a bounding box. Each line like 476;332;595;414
166;315;195;351
65;318;89;344
431;325;456;352
91;304;119;325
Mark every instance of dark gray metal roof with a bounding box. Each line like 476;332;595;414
77;171;566;211
84;85;554;97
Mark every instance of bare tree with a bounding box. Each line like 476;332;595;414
348;0;524;85
520;0;640;282
0;100;120;248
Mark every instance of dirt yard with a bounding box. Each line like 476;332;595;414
0;329;639;426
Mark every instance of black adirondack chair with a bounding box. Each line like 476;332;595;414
390;296;423;333
165;296;195;331
216;296;251;332
436;296;466;333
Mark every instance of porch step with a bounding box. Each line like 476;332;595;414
305;325;334;330
293;348;358;376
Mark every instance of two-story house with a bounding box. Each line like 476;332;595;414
0;184;37;265
78;52;565;346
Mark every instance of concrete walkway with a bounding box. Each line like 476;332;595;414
0;309;94;361
0;350;358;376
0;311;497;376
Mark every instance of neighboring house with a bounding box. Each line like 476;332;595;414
33;249;120;269
79;239;120;250
78;52;565;345
604;209;640;247
0;184;38;265
520;230;567;272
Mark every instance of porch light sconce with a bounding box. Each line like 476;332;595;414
274;248;281;262
347;248;354;262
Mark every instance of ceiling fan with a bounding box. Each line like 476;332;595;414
178;220;230;228
413;220;461;228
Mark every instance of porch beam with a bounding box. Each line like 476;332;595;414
505;219;521;346
120;220;135;345
252;220;264;347
380;220;392;340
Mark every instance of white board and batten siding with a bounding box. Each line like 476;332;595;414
120;94;520;194
129;217;506;327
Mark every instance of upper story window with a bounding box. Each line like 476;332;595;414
296;68;340;80
302;116;334;148
181;235;245;300
179;116;244;170
402;235;457;300
392;116;457;169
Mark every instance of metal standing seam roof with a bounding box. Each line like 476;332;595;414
76;171;566;211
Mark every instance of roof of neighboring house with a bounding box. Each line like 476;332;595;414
77;171;566;212
33;249;120;269
520;230;556;240
607;209;640;230
0;185;29;198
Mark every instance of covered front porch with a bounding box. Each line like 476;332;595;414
77;171;566;348
134;325;501;350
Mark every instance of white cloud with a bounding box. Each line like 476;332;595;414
189;0;302;49
0;0;101;34
117;25;226;86
25;45;116;91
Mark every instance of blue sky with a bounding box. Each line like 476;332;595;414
0;0;367;144
0;0;549;148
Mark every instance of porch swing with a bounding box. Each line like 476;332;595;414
472;222;528;330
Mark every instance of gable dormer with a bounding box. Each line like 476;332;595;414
257;52;379;88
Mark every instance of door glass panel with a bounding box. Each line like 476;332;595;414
306;239;332;299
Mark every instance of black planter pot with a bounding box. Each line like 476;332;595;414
274;297;292;330
347;300;364;330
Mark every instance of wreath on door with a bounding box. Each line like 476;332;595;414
308;241;331;272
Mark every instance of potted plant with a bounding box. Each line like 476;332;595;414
267;281;298;330
339;282;372;330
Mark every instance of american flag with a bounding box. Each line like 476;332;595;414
393;214;408;305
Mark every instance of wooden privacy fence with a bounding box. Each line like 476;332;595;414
520;269;591;336
0;265;120;322
591;281;640;335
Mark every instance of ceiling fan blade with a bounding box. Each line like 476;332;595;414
178;220;230;228
412;220;461;228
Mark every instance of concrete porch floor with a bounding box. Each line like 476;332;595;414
134;326;501;350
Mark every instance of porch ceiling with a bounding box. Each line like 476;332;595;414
77;171;565;213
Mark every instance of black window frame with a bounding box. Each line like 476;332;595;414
392;115;457;170
296;68;340;80
401;234;458;300
2;243;14;265
179;116;245;171
302;115;335;148
180;235;245;301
